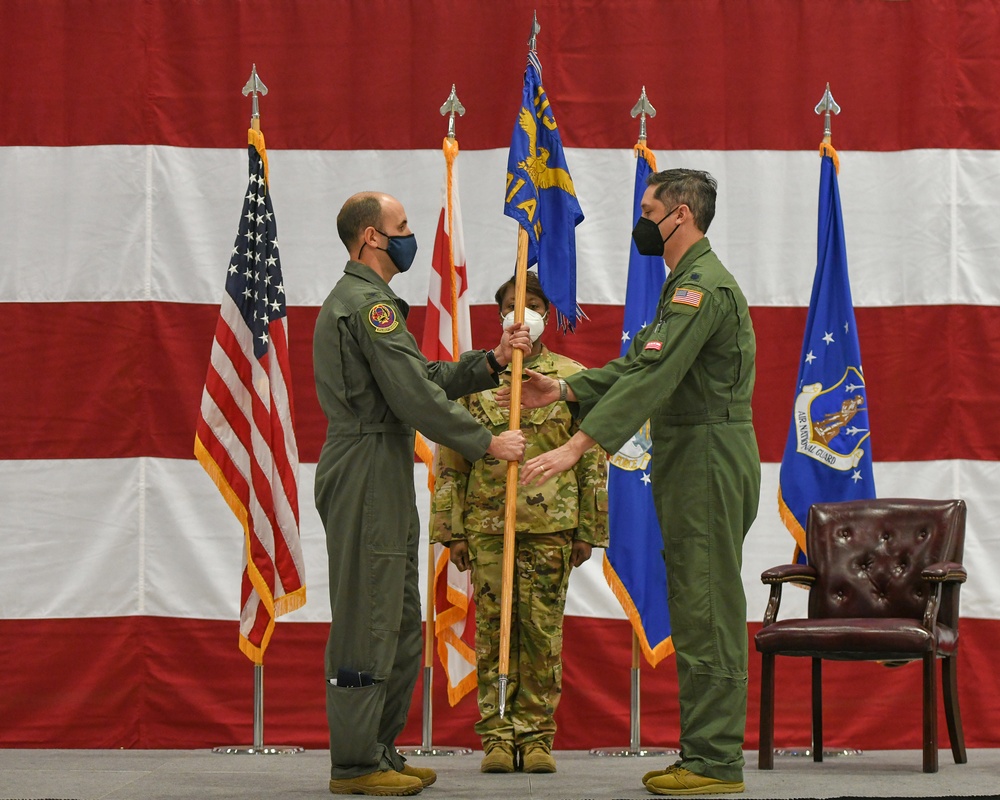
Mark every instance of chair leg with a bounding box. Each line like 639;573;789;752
811;658;823;762
923;651;939;773
942;654;967;764
759;653;775;769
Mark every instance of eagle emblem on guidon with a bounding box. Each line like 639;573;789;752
609;419;653;472
793;366;870;471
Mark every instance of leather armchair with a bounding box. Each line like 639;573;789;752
755;498;967;773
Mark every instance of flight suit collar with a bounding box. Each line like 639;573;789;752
344;259;410;317
667;236;712;285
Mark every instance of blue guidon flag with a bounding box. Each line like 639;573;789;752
602;141;672;666
503;51;584;330
778;144;876;557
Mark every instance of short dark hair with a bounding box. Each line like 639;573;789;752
494;270;550;310
647;169;717;233
336;193;383;252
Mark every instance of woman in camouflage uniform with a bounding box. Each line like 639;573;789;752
431;272;608;775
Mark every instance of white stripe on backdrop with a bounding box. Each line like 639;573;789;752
4;146;1000;307
2;459;998;624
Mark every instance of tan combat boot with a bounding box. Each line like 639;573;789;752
328;769;422;796
645;766;744;795
400;763;436;787
480;741;516;773
520;741;556;773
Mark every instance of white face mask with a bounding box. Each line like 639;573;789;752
502;308;547;343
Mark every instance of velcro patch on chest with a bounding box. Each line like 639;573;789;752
644;341;663;351
367;302;399;333
671;287;703;308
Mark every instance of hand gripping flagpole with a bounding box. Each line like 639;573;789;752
497;12;540;720
590;88;671;759
399;84;472;758
212;64;302;757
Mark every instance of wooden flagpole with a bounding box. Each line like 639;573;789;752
497;228;529;718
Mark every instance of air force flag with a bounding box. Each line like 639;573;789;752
778;147;876;554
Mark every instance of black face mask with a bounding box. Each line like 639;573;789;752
632;206;680;256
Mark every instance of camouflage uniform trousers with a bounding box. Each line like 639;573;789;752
466;530;573;750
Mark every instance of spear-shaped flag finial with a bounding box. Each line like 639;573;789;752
631;86;657;144
242;64;269;126
440;84;466;140
527;11;540;53
814;82;841;144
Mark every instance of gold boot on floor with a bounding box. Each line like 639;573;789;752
328;769;423;796
480;741;516;773
644;766;744;795
520;741;556;773
400;764;436;788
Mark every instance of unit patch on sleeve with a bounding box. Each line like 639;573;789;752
671;287;703;308
367;302;399;333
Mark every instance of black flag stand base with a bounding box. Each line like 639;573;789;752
212;664;304;755
397;666;473;757
591;633;676;758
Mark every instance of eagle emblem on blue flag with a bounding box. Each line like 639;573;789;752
791;367;870;471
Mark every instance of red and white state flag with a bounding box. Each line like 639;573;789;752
419;135;477;705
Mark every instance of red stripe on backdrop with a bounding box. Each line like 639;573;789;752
1;616;998;749
3;302;1000;464
2;1;1000;151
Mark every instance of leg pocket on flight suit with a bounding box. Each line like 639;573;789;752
369;550;406;633
327;681;386;769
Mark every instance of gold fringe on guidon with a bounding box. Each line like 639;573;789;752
602;557;674;667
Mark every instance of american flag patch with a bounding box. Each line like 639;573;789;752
672;287;703;307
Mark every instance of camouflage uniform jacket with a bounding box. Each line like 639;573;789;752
431;346;608;546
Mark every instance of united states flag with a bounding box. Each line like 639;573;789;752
194;127;306;664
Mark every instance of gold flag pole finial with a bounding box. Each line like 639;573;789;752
242;64;269;131
631;86;657;144
815;82;840;145
440;84;466;140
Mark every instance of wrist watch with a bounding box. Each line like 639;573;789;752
486;349;503;373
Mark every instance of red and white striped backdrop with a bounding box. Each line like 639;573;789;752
3;1;1000;750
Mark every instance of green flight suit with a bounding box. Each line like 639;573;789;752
313;260;497;780
568;237;760;783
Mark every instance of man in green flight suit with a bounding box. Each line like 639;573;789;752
314;191;529;797
512;169;760;796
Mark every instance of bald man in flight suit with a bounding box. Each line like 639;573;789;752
314;191;529;796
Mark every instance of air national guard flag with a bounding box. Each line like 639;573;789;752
778;144;876;556
504;51;584;330
195;127;306;663
602;143;672;665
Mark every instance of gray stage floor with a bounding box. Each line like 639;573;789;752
0;749;996;799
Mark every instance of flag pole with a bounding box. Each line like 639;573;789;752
400;85;472;758
498;227;529;719
774;83;860;763
591;88;671;759
212;64;302;757
497;13;540;719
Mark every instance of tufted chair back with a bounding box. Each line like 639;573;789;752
806;498;965;625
